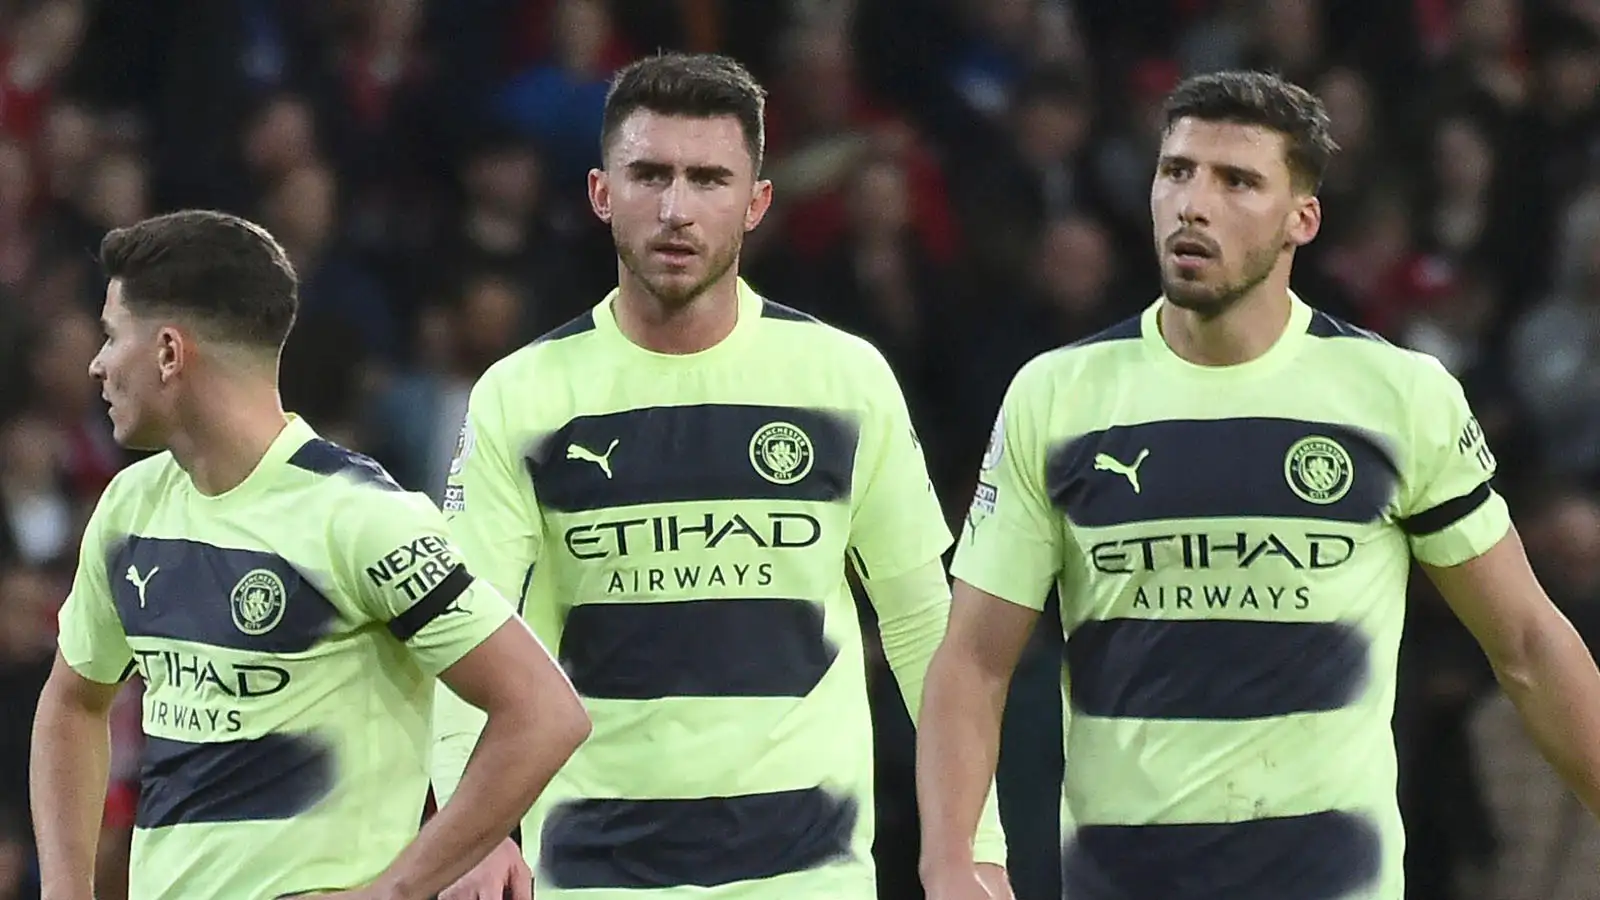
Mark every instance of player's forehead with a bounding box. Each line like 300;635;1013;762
102;278;130;322
1159;117;1292;180
607;109;752;175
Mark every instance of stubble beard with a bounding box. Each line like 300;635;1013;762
617;231;743;312
1159;236;1283;321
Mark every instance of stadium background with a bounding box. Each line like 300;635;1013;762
0;0;1598;897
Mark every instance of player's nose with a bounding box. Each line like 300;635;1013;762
658;180;694;228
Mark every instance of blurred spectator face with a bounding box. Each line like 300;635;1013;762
40;101;95;196
1526;493;1600;598
0;565;56;662
456;277;522;371
593;111;772;309
553;0;609;75
466;146;540;218
1015;94;1090;167
964;0;1036;51
1317;67;1372;157
1036;217;1113;316
13;0;86;76
88;284;171;449
367;0;421;49
783;23;855;134
264;164;336;255
1457;0;1518;56
84;152;149;229
1543;43;1600;115
0;139;31;217
1434;117;1493;197
413;303;456;372
846;159;910;239
1150;118;1317;315
32;308;100;418
1255;0;1323;64
243;96;317;180
0;414;60;495
0;831;21;900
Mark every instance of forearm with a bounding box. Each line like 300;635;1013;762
31;693;112;900
915;639;1010;876
378;703;587;900
1495;618;1600;816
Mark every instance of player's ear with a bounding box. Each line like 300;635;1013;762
745;178;773;233
588;168;611;224
155;325;185;384
1286;193;1321;248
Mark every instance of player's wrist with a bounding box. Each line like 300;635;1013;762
918;844;978;883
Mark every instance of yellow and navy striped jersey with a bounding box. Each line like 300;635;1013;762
55;416;514;900
432;279;1005;899
952;293;1511;900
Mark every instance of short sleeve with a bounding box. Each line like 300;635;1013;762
949;361;1065;610
57;495;134;683
847;352;952;582
444;373;544;614
338;489;514;676
1400;356;1511;568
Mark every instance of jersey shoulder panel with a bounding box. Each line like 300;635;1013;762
1302;306;1445;393
1010;312;1145;404
94;451;184;529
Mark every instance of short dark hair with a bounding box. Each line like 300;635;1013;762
1163;70;1338;192
600;52;767;173
99;210;299;349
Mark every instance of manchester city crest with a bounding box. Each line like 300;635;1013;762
749;422;815;485
230;568;287;636
1284;436;1354;505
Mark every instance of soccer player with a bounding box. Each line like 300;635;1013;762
29;210;591;900
915;70;1600;900
431;53;1009;900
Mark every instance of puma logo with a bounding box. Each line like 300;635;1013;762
1094;449;1151;494
125;564;159;608
567;439;620;479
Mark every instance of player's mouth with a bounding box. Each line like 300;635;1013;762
650;240;699;266
1167;235;1218;269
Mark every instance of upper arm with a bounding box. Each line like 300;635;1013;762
1423;527;1567;670
41;650;125;718
434;613;579;718
339;489;515;676
56;497;133;685
945;579;1043;683
1400;356;1512;567
847;350;951;582
948;361;1066;611
445;373;544;610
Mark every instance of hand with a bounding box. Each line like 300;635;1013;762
923;863;1004;900
441;837;533;900
976;863;1015;900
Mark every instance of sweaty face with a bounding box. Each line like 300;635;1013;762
90;280;171;450
1150;118;1311;317
592;111;770;310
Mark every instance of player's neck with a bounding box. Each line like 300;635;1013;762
167;371;290;497
1161;278;1295;367
613;271;741;354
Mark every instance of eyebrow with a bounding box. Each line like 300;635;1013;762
624;160;736;181
1158;154;1267;182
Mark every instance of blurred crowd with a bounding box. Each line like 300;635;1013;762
1;0;1600;898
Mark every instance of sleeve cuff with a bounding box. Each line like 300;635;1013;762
1408;490;1512;568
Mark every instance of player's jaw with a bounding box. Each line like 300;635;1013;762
619;228;741;309
1158;228;1278;318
